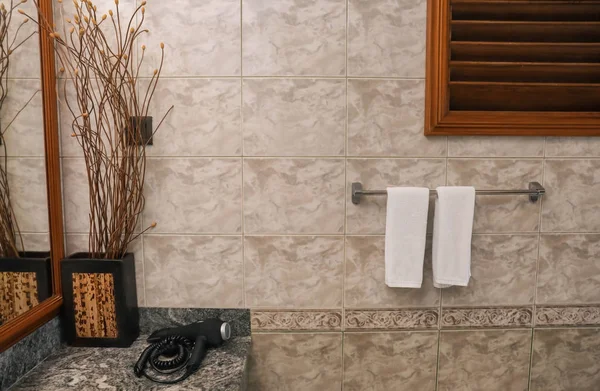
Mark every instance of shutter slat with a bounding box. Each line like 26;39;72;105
449;82;600;112
451;42;600;62
453;2;600;21
452;21;600;43
426;0;600;135
448;1;600;115
450;61;600;83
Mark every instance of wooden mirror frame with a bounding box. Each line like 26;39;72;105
0;0;64;352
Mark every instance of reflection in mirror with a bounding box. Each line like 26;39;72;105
0;0;50;326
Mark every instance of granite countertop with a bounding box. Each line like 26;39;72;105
9;336;251;391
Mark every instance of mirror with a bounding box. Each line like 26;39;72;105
0;0;52;329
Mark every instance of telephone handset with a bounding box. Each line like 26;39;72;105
134;318;232;384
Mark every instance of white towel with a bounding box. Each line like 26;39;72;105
385;187;430;288
432;187;476;288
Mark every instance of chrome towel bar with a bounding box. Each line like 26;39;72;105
351;182;546;205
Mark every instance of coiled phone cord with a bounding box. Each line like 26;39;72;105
134;335;196;384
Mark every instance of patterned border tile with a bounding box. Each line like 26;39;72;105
251;310;343;331
344;309;439;331
535;306;600;327
441;307;533;329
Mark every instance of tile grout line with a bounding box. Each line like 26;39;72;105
240;0;246;309
136;15;147;308
527;138;547;389
341;1;349;388
63;231;600;237
61;155;600;160
527;328;535;391
145;75;427;81
435;329;442;391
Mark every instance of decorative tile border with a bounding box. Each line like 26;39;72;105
441;307;533;328
251;310;343;331
535;306;600;327
344;309;439;331
250;306;600;332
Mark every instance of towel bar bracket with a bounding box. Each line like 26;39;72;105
528;182;545;203
351;182;364;205
351;182;546;205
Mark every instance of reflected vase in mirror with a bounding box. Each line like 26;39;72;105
0;0;51;327
27;0;170;347
0;253;51;326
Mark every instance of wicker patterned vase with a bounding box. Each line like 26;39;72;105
61;253;139;347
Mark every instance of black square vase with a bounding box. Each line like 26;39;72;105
61;252;139;347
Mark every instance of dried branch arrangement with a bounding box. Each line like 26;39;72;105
0;0;38;258
24;0;171;259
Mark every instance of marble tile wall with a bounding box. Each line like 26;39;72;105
56;0;600;389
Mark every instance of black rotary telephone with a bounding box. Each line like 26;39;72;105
134;318;232;384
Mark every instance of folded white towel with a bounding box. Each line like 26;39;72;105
432;187;476;288
385;187;430;288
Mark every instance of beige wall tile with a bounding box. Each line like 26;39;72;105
143;0;241;76
348;79;446;157
248;333;342;391
546;137;600;157
146;79;242;156
9;0;40;78
542;159;600;232
243;79;345;156
61;158;89;233
346;158;446;234
144;158;242;234
448;137;544;158
442;235;538;306
345;236;440;308
531;328;600;391
245;236;344;308
144;235;243;308
537;234;600;305
62;158;143;234
8;158;48;233
57;82;83;158
57;82;127;158
54;0;138;53
19;234;50;253
438;330;532;391
343;332;438;391
2;80;44;157
348;0;426;77
244;158;345;234
448;159;543;233
243;0;346;76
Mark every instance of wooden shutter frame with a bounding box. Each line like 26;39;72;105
425;0;600;136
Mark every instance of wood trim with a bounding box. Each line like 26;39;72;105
0;0;64;352
425;0;600;136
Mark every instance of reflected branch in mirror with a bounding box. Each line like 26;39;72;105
0;0;38;258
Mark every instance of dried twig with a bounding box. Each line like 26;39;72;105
26;0;170;259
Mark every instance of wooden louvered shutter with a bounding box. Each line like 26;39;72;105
425;0;600;136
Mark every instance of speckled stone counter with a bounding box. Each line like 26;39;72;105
8;336;251;391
